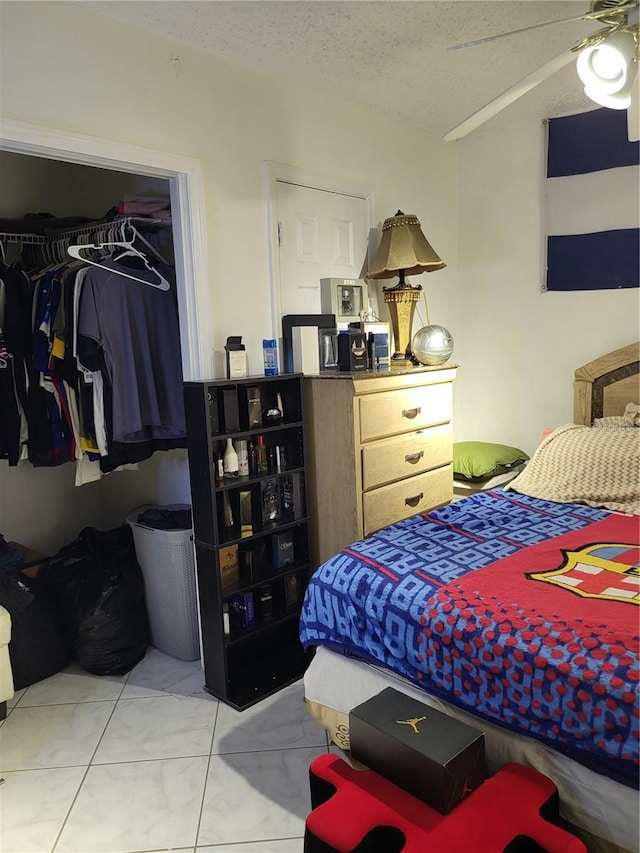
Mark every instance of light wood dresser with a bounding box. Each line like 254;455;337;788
303;365;457;568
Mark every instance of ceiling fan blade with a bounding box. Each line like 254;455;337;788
444;50;577;142
449;2;638;51
449;15;592;51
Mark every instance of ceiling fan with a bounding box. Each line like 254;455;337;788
444;0;640;142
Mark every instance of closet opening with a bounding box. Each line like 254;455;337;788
0;145;204;582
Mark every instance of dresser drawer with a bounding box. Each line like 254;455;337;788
359;382;452;442
363;465;453;536
361;423;452;491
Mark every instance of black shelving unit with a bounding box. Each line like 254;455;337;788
184;374;313;710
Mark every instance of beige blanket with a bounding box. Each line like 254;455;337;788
504;424;640;516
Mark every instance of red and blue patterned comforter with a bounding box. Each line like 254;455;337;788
299;490;640;787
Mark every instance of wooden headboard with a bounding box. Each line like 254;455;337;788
574;342;640;426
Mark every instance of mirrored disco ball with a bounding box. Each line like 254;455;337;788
411;325;454;366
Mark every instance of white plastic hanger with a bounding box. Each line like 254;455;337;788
67;240;170;290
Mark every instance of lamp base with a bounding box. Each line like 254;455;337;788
383;285;422;361
390;354;416;370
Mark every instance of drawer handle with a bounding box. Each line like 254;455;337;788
402;407;421;419
405;492;423;508
405;451;424;465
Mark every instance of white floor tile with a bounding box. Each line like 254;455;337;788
55;756;208;853
121;647;203;699
0;766;86;853
198;841;303;852
212;683;326;754
17;664;127;706
0;701;115;771
166;668;215;700
0;652;326;852
7;687;26;710
197;746;323;847
93;694;217;763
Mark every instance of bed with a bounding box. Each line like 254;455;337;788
299;342;640;853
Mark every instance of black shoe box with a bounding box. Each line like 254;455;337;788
349;687;485;814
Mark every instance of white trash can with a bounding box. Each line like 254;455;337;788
126;505;200;662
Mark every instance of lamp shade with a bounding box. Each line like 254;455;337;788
368;211;446;280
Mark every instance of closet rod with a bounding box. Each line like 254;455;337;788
0;216;171;245
0;232;49;245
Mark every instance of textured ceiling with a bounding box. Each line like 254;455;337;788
79;1;600;139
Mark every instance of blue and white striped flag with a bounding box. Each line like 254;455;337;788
544;108;639;291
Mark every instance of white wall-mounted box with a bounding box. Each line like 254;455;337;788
320;278;368;327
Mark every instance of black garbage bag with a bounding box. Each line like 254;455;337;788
43;525;148;676
0;564;71;690
0;535;27;572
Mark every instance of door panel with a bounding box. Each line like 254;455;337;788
276;181;369;318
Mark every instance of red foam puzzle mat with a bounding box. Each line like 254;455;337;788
304;754;586;853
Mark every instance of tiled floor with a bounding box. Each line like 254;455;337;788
0;648;331;853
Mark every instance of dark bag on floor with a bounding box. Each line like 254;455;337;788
0;564;71;690
43;525;149;676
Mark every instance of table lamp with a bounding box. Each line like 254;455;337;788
367;211;446;367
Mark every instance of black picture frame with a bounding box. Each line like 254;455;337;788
281;314;336;373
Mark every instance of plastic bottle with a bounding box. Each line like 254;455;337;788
263;339;279;376
223;438;239;478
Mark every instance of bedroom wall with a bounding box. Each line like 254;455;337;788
0;1;458;375
0;1;458;552
454;119;640;456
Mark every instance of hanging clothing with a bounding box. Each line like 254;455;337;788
0;262;39;465
76;257;186;445
0;216;185;479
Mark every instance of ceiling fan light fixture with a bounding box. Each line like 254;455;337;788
583;72;637;108
576;29;636;95
591;47;626;79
